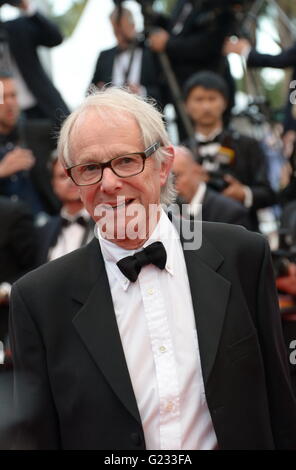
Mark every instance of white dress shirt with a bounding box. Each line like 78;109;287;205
49;209;91;261
112;47;146;96
97;210;217;450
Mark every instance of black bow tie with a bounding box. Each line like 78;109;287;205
197;137;221;146
117;241;167;282
61;216;88;228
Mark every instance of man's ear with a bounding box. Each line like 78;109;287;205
160;145;174;187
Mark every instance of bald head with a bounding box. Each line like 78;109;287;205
173;146;203;202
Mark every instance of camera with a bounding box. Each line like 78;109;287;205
206;169;230;192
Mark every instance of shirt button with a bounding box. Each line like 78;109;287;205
166;401;174;412
147;288;154;295
159;346;166;353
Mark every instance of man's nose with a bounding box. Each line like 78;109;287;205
100;167;122;192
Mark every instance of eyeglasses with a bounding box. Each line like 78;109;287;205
66;142;161;187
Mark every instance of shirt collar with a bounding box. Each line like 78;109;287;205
195;127;223;143
60;207;89;223
96;209;178;290
189;182;207;217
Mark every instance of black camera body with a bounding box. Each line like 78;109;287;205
206;169;230;193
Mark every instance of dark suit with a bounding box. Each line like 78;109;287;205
185;131;276;230
36;215;95;265
0;196;36;345
247;44;296;131
202;187;251;228
3;12;69;124
0;197;37;285
91;45;162;104
9;218;296;449
0;119;60;216
163;0;235;99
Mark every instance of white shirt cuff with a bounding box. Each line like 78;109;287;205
138;85;147;98
242;45;252;61
0;282;12;300
243;186;253;208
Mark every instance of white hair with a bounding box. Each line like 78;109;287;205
57;87;176;205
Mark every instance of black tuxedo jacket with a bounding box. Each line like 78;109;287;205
3;12;69;123
202;188;251;228
248;45;296;131
90;46;163;104
36;215;95;265
0;197;36;342
0;120;61;215
185;131;276;229
222;132;276;210
163;0;235;97
9;218;296;449
0;197;37;285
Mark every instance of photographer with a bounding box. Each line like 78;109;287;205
148;0;235;99
90;6;162;103
183;71;276;230
223;37;296;156
0;0;69;125
0;72;60;216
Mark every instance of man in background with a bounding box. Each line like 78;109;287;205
0;73;60;216
173;145;250;228
37;156;93;265
183;71;276;230
90;6;162;103
1;0;69;124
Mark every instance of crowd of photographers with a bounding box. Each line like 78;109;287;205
0;0;296;391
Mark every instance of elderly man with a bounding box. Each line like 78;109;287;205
9;88;296;450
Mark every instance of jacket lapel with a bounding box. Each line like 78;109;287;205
71;216;231;421
71;239;141;424
178;217;231;384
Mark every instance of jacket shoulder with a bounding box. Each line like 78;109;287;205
14;238;100;292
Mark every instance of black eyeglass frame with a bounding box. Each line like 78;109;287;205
66;141;161;187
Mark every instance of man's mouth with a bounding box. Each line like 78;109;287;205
100;198;134;210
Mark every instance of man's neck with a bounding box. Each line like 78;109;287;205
195;122;223;138
0;124;15;136
62;201;84;216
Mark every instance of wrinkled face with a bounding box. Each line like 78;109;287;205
173;150;199;202
0;78;19;132
68;109;173;249
52;159;81;204
186;86;227;128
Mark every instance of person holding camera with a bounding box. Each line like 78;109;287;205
173;145;251;228
90;6;162;103
0;0;69;125
183;71;276;230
